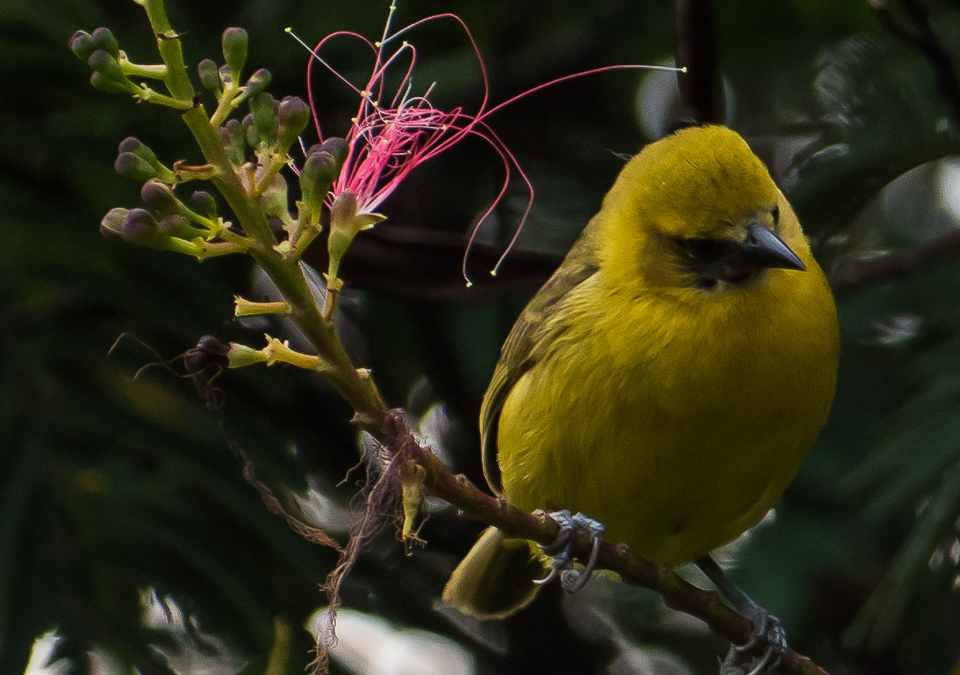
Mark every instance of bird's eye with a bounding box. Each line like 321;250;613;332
771;205;780;225
680;237;737;264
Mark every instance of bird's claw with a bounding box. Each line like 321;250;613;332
720;604;787;675
533;510;605;593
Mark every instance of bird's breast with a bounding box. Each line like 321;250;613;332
497;268;838;563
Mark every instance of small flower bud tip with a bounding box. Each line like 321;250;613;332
114;152;157;181
319;137;349;168
218;64;234;88
198;59;221;95
120;208;160;245
190;191;218;218
244;68;272;98
91;27;119;58
87;49;120;76
277;96;310;149
69;31;96;62
140;179;180;215
222;27;249;76
118;136;156;163
100;207;129;238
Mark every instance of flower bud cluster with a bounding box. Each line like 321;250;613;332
71;28;138;94
102;137;238;256
76;22;352;267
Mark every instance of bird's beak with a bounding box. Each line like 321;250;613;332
739;224;806;272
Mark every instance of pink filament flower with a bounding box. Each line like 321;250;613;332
294;3;679;284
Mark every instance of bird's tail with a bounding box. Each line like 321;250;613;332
442;526;544;619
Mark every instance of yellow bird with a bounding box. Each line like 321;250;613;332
443;125;839;661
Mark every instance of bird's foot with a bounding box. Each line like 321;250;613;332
533;510;605;593
720;602;787;675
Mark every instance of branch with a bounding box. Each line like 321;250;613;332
379;413;831;675
830;229;960;297
870;0;960;126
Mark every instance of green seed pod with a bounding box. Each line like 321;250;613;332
276;96;310;152
140;179;181;216
198;59;221;97
121;208;163;246
221;27;248;77
191;191;218;218
70;31;96;62
91;27;119;58
115;152;157;181
100;207;129;238
243;68;272;98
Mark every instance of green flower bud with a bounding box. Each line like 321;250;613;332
190;191;218;218
320;137;349;169
140;178;181;216
260;174;289;218
221;27;248;77
276;96;310;151
198;59;221;96
119;136;157;164
115;152;157;181
91;27;119;58
299;150;338;224
100;207;129;238
248;93;278;148
243;68;271;98
70;31;96;62
88;49;135;93
121;208;163;246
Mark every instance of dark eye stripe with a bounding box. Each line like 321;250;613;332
679;237;738;264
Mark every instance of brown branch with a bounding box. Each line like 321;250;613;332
378;412;831;675
870;0;960;126
830;229;960;297
674;0;721;126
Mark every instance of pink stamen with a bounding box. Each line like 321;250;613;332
297;3;681;285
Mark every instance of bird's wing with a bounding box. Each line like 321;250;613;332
480;219;602;495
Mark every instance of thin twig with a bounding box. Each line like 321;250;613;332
674;0;720;126
831;229;960;297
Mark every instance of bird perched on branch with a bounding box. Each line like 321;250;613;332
443;125;839;672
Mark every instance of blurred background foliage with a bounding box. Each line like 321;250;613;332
2;0;960;673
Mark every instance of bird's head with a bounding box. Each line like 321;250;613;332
599;125;812;297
